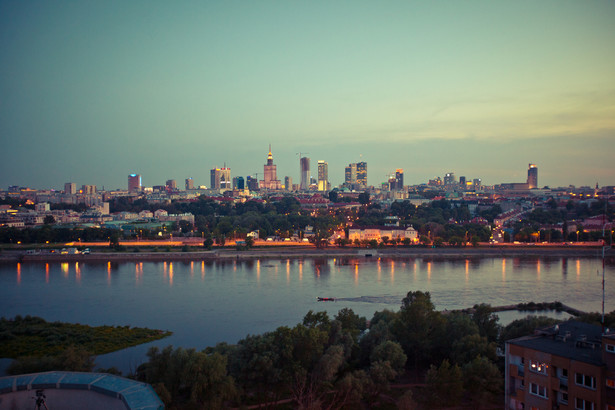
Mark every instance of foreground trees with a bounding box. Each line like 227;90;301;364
135;292;509;408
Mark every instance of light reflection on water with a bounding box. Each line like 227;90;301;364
2;256;614;372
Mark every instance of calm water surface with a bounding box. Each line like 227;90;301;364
1;256;613;372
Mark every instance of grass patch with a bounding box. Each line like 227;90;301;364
0;315;172;358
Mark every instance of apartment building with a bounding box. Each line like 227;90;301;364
505;320;615;410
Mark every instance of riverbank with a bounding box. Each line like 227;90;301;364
0;244;610;263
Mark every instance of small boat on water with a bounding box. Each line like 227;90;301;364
317;297;336;301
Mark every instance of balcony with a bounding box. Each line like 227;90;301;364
559;378;568;391
509;363;524;378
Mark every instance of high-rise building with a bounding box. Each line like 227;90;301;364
128;174;141;192
300;157;310;191
82;185;96;195
284;176;293;191
260;145;282;190
64;182;76;195
166;180;177;191
444;172;456;185
459;176;466;186
357;162;367;187
395;169;404;191
233;176;245;190
185;178;194;190
246;175;259;191
317;160;329;191
345;163;357;185
527;164;538;189
210;167;231;191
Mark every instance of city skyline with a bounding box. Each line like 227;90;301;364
1;1;614;190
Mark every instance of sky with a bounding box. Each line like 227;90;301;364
1;1;614;190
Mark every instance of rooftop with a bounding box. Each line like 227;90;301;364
507;320;613;366
0;371;163;410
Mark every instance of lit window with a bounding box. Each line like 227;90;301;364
575;373;596;390
607;378;615;389
529;382;547;399
607;344;615;353
529;360;548;375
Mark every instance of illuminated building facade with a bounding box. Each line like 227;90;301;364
356;162;367;187
300;157;310;191
527;164;538;189
317;160;329;191
210;167;231;191
185;178;194;190
505;321;615;410
395;169;404;190
128;174;141;192
260;146;282;190
444;172;456;185
345;163;357;185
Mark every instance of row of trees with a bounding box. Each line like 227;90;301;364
3;195;611;245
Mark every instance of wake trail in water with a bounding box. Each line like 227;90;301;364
334;295;404;304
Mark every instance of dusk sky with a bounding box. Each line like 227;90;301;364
1;1;614;190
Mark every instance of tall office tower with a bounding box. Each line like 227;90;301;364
459;176;466;186
317;160;329;191
395;169;404;191
356;162;367;187
234;176;245;190
260;145;282;190
210;167;231;191
284;176;293;191
527;164;538;189
64;182;76;195
473;178;482;190
345;163;357;185
166;180;177;191
246;175;259;191
300;157;310;190
185;178;194;190
128;174;141;192
444;172;456;185
82;185;96;195
387;175;396;191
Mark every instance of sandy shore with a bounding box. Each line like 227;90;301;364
1;244;611;264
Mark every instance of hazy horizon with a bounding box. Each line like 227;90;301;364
1;1;614;190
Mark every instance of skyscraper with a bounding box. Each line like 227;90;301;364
234;176;245;190
246;175;258;191
300;157;310;191
166;180;177;191
260;145;282;190
356;162;367;187
317;160;329;191
284;176;293;191
527;164;538;189
210;167;231;191
345;163;357;186
395;169;404;191
128;174;141;192
185;178;194;190
444;172;456;185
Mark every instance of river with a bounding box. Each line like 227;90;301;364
1;255;613;374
